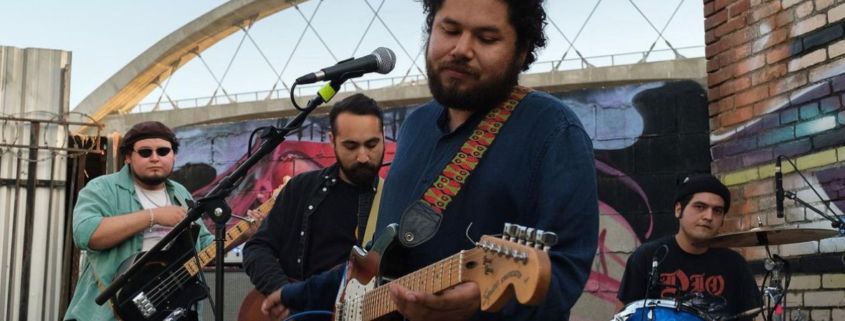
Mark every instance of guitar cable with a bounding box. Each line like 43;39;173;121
188;235;219;315
283;310;333;321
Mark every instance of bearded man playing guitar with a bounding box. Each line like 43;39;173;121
261;1;599;320
241;94;387;320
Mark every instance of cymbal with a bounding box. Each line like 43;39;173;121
709;227;839;247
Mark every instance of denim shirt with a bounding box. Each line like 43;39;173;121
64;165;213;321
284;91;599;321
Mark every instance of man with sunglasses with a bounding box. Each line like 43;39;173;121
64;121;263;321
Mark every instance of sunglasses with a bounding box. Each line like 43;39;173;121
134;147;172;158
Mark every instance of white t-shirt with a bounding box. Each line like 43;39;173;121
134;184;173;251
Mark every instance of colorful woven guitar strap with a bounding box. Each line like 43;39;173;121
421;85;532;214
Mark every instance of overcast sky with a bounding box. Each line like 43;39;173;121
0;0;705;110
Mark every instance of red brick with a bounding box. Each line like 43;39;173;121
730;0;751;17
720;105;755;126
709;65;735;85
715;0;732;11
716;15;748;37
734;76;752;91
708;59;720;72
733;43;752;63
735;84;769;107
728;28;752;48
744;179;774;197
753;94;788;115
775;10;795;28
707;9;730;30
709;101;721;116
769;72;808;96
766;44;791;64
735;54;766;75
710;115;721;130
719;96;736;112
706;29;718;44
705;2;716;16
750;63;787;85
706;38;729;58
750;2;783;23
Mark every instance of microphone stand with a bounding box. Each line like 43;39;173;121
778;155;844;235
95;78;346;321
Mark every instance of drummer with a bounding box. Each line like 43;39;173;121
616;174;762;320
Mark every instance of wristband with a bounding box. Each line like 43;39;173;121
148;208;155;230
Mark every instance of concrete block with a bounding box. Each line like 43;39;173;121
790;275;821;290
819;236;845;253
785;292;804;307
822;273;845;288
811;309;831;321
832;309;845;321
830;3;845;23
779;241;819;256
803;290;845;306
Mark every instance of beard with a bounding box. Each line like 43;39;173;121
426;53;521;113
131;166;170;187
339;161;381;187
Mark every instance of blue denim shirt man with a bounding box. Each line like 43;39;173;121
262;0;598;320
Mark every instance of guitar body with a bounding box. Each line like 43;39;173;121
114;227;206;321
236;289;275;321
335;225;399;321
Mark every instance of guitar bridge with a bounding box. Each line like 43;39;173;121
132;292;157;318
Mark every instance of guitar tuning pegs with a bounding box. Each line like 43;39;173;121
532;229;545;249
503;222;514;241
539;231;558;251
516;226;528;244
525;228;536;247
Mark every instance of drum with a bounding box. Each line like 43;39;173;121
612;299;712;321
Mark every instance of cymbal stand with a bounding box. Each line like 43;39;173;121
762;247;790;321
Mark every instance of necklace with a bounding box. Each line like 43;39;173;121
137;187;169;208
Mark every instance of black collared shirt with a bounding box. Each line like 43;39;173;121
242;164;377;294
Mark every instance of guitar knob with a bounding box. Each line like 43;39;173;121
533;229;545;249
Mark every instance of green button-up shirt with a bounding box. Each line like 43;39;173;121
64;165;213;321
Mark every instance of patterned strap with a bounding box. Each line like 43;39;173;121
422;86;532;214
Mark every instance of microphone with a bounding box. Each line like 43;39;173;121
295;47;396;84
647;244;668;296
775;155;784;218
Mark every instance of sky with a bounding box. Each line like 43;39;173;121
0;0;705;111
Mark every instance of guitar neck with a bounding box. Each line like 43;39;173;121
182;192;278;277
361;253;466;321
181;220;250;276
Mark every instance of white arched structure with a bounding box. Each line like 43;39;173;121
74;0;309;130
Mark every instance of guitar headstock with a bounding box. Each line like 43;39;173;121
463;223;556;312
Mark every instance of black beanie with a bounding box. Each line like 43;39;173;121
674;174;731;212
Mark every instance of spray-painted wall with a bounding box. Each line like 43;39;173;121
706;1;845;319
170;80;710;320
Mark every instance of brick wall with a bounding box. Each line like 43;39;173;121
706;0;845;319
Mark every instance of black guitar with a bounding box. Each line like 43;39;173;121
111;186;279;320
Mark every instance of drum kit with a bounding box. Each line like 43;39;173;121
612;225;841;321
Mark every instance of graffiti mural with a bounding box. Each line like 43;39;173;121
171;80;711;320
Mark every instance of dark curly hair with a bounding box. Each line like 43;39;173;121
421;0;547;71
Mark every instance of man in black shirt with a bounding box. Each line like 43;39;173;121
242;94;385;309
617;174;762;321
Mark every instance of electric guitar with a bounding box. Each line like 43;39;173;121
334;223;557;321
112;185;281;321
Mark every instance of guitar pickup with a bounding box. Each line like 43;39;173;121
132;292;156;318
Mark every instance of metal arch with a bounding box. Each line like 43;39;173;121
73;0;310;133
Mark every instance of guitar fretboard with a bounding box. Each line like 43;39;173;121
182;191;278;276
359;252;465;321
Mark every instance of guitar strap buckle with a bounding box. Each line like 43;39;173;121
398;200;442;247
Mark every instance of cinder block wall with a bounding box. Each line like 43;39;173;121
705;0;845;318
